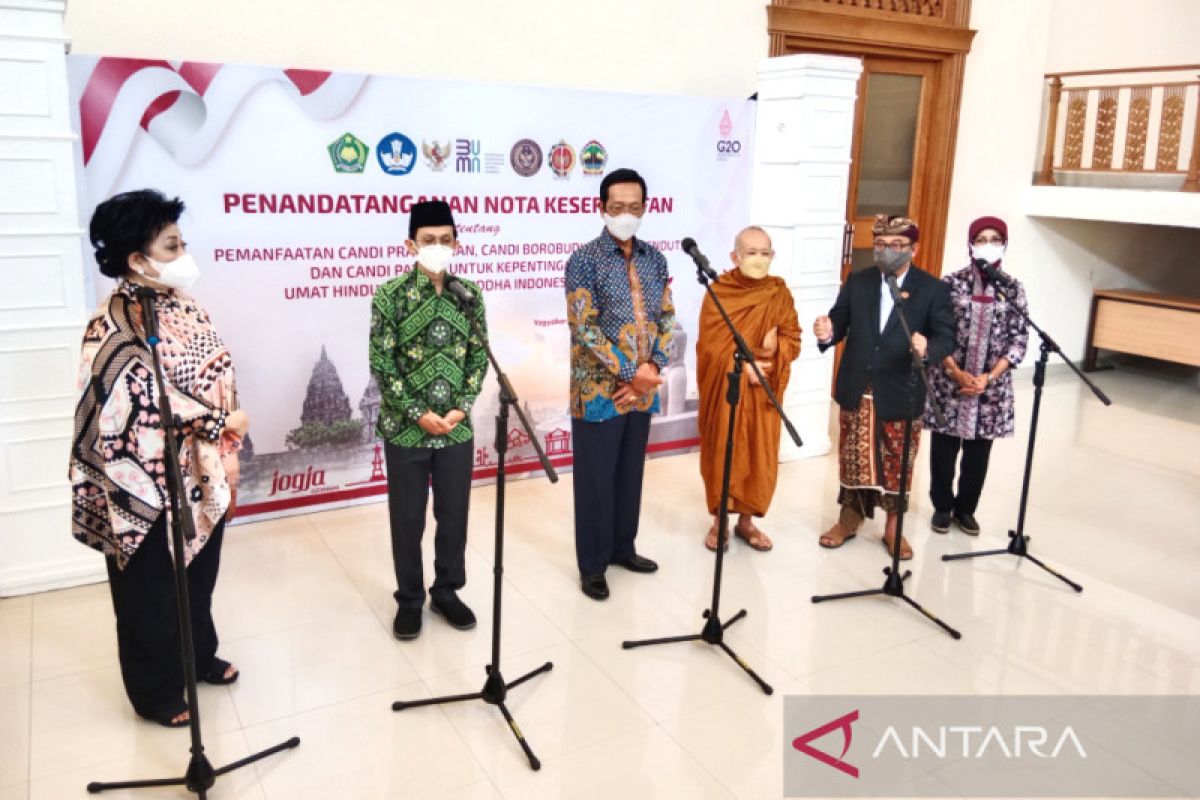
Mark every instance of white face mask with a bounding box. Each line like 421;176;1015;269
603;213;642;242
970;243;1005;265
143;252;200;290
416;244;454;274
738;254;771;279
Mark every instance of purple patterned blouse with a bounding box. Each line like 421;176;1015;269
923;264;1029;440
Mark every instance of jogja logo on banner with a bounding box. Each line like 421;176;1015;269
784;695;1200;797
67;55;757;521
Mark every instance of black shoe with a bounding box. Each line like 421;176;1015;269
612;553;658;573
581;574;609;600
931;511;952;534
953;512;981;536
430;591;477;630
393;607;422;640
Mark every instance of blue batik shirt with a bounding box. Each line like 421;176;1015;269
565;228;675;422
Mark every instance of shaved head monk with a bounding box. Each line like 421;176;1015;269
696;226;802;553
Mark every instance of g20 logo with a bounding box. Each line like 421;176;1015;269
717;139;742;156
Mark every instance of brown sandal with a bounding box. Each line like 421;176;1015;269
705;523;729;552
734;521;773;552
819;506;863;549
819;525;856;549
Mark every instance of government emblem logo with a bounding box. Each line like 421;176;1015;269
422;139;452;172
580;139;607;175
376;132;416;175
328;132;368;174
510;138;542;177
548;140;575;178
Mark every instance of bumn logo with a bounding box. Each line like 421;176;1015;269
455;139;481;173
792;710;860;779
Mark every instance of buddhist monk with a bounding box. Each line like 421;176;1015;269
697;226;802;553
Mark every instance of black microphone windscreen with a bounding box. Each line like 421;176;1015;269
681;237;697;253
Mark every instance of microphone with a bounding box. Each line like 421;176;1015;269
443;273;476;308
973;258;1013;287
133;284;163;345
680;237;719;282
884;273;904;304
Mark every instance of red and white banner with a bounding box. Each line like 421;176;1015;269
68;56;755;521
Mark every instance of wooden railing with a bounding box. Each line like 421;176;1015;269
1035;65;1200;192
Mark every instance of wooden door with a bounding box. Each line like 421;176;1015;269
844;57;937;278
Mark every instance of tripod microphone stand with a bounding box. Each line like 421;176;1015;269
811;273;962;640
941;265;1108;592
391;284;556;770
88;286;299;797
622;246;802;694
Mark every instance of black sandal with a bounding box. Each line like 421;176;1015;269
138;699;190;728
200;657;240;686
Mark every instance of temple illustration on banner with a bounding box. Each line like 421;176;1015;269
236;335;699;515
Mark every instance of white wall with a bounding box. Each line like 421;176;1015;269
65;0;768;98
0;1;95;596
1046;0;1200;73
944;0;1200;361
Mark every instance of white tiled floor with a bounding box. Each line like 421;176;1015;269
2;359;1198;799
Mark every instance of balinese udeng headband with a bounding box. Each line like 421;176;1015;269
872;214;919;243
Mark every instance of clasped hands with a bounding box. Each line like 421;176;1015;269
417;408;467;436
951;367;988;397
613;363;664;409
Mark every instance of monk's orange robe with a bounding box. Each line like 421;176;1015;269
697;268;802;517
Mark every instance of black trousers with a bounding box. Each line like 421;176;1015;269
384;439;472;609
929;431;995;516
571;412;651;577
105;513;225;719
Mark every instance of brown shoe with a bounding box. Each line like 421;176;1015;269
819;506;863;549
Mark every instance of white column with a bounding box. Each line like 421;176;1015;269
751;54;861;461
0;1;100;595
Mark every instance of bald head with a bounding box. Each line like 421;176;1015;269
734;226;772;255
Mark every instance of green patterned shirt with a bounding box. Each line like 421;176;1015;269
369;268;488;448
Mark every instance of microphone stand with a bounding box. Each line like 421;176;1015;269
391;287;556;771
88;287;299;797
811;271;962;640
621;261;802;694
941;268;1107;592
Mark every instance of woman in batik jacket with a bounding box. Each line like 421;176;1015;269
69;190;247;726
924;216;1029;537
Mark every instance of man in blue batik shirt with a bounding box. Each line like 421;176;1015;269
565;168;674;601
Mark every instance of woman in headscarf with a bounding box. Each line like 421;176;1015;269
924;216;1029;536
70;189;245;727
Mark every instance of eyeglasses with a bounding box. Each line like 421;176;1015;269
972;237;1005;246
872;240;912;252
605;203;645;216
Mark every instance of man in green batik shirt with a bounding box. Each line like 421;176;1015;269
369;199;487;640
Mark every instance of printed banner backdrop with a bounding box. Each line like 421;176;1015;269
67;56;755;521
